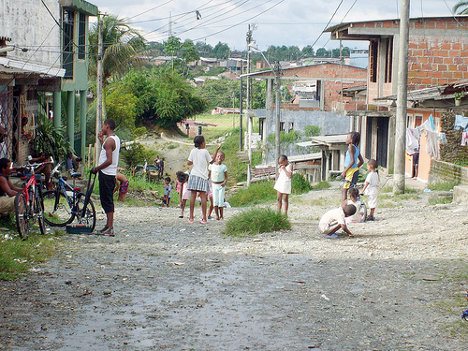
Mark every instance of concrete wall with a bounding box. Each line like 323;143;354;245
0;0;61;68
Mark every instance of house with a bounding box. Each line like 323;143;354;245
0;0;98;162
325;16;468;182
246;62;367;164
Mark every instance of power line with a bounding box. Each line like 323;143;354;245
126;0;175;21
191;0;287;41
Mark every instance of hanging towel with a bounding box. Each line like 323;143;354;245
438;132;447;144
454;115;468;131
406;128;420;155
462;132;468;146
426;130;440;159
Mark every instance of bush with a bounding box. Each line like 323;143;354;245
428;181;458;191
304;125;320;138
291;173;312;194
224;208;291;237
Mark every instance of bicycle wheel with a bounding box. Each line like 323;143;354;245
75;193;96;232
35;191;47;234
42;190;74;226
15;192;29;239
359;203;367;223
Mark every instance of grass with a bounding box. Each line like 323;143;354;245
192;113;243;142
291;173;312;194
428;196;453;206
229;181;276;207
428;181;459;191
0;232;63;281
224;208;291;237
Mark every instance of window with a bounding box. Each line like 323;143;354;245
369;40;378;83
289;122;294;132
62;8;75;78
384;38;393;83
280;122;285;131
78;13;86;59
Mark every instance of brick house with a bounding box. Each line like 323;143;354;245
325;16;468;182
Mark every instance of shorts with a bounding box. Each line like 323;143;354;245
319;222;335;235
119;180;129;194
187;175;209;193
212;183;225;207
367;193;378;209
99;171;116;213
343;168;359;190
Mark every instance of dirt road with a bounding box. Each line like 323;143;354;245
0;187;467;350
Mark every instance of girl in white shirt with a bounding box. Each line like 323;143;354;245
187;135;220;224
274;155;293;216
361;159;379;221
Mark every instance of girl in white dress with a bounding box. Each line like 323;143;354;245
274;155;293;216
361;159;379;221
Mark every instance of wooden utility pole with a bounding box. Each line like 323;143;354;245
274;61;282;174
239;77;243;150
246;24;253;186
393;0;410;194
95;13;104;164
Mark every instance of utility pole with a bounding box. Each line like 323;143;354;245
239;77;243;150
393;0;410;194
274;61;282;174
95;13;104;165
246;24;253;186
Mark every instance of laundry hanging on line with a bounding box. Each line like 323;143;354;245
454;115;468;131
406;128;421;155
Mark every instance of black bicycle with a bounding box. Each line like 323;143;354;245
42;163;96;231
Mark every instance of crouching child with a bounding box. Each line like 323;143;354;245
319;201;357;238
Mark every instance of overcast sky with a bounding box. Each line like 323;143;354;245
92;0;461;50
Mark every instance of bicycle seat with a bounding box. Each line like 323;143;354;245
70;172;81;178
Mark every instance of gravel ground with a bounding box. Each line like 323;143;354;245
0;186;467;351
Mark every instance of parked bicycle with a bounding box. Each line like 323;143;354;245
42;163;96;231
14;158;51;239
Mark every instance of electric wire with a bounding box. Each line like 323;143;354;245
126;0;175;21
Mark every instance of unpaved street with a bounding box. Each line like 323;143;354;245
1;187;467;351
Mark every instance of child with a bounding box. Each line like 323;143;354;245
114;172;129;202
341;131;364;201
208;151;228;220
163;177;172;207
361;159;379;221
274;155;293;216
186;135;221;224
319;201;357;238
176;171;190;218
346;187;365;224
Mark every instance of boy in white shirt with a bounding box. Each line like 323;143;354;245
361;159;379;221
319;202;357;238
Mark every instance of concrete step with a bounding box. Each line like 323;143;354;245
453;185;468;204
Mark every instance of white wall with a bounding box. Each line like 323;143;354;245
0;0;61;67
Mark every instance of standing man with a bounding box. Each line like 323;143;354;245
91;119;120;236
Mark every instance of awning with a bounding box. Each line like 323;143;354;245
0;56;65;78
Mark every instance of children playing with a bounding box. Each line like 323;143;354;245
186;135;221;224
208;151;228;220
274;155;293;216
163;176;172;207
361;159;379;221
341;131;364;201
319;201;357;238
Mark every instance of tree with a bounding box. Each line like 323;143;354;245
180;39;200;62
164;36;181;57
197;79;240;109
89;15;146;83
302;45;315;57
316;48;330;58
453;1;468;14
213;42;230;59
195;41;213;57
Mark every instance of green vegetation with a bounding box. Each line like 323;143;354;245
267;130;302;144
428;196;453;206
304;125;320;138
311;181;331;190
292;173;312;194
229;181;277;207
0;233;62;281
224;208;291;237
428;181;458;191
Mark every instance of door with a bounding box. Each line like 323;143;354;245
376;118;389;168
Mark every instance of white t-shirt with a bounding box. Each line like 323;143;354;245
364;171;379;196
319;207;346;229
188;148;212;180
209;163;227;182
98;135;121;176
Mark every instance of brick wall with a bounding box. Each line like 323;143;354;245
408;38;468;89
429;159;468;185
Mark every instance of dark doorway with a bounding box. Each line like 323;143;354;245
376;118;389;167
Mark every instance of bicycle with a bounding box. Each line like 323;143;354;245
14;159;51;239
42;163;96;231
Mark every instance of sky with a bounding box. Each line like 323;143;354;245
91;0;462;50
